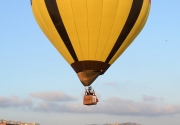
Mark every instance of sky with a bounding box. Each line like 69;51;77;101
0;0;180;125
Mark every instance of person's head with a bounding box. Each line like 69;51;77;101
88;86;92;90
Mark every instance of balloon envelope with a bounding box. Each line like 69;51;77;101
31;0;151;86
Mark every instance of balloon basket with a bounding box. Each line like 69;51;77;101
83;95;98;105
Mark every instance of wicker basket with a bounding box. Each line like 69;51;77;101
83;95;98;105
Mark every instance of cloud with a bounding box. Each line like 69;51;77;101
93;97;178;116
1;92;180;117
0;96;32;108
143;95;165;102
143;95;157;102
31;91;78;102
33;102;71;112
11;96;33;107
32;97;180;116
0;96;11;107
104;82;118;87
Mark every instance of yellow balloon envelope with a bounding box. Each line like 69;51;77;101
31;0;151;86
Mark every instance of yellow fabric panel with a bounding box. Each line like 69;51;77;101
77;29;89;59
87;0;103;10
109;0;150;64
71;0;89;60
75;20;88;30
103;0;120;12
55;0;71;12
94;0;119;61
88;30;99;59
56;1;84;60
95;30;111;59
73;10;88;21
73;12;88;48
99;0;133;61
70;0;101;60
71;0;87;10
32;0;74;64
88;11;102;27
86;0;103;60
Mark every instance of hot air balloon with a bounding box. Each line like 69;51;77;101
31;0;150;88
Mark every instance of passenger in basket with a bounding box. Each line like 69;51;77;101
86;86;94;95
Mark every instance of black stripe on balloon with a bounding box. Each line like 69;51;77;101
44;0;78;62
105;0;144;63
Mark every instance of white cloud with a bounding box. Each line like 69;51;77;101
143;95;165;102
94;97;180;116
1;92;180;117
0;96;11;107
143;95;157;102
31;91;78;102
33;102;71;112
11;96;33;107
0;96;32;108
32;97;180;116
104;82;118;88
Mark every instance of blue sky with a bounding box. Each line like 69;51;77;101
0;0;180;125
